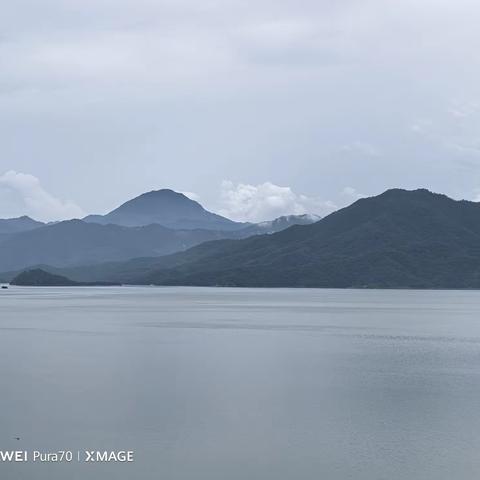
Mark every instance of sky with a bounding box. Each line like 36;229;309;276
1;0;480;222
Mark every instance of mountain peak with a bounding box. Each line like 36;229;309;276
144;188;188;196
84;188;244;231
0;215;45;234
128;187;480;288
375;188;447;201
111;189;203;215
348;188;458;213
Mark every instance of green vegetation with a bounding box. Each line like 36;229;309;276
6;189;480;289
135;189;480;288
11;269;119;286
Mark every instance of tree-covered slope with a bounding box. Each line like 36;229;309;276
133;189;480;288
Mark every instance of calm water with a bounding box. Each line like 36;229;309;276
1;286;480;479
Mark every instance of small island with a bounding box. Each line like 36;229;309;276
11;269;120;287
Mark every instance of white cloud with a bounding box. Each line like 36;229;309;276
342;186;367;200
2;0;480;207
0;170;85;222
181;191;201;202
218;180;336;222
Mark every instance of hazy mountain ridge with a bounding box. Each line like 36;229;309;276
132;188;480;288
0;188;320;273
0;219;238;272
37;188;480;289
10;269;119;286
241;214;321;235
0;216;44;234
83;189;245;230
10;187;480;289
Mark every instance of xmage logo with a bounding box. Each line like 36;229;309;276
84;451;134;462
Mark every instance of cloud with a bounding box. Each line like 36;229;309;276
0;170;85;221
181;191;201;202
218;180;336;222
2;0;480;210
342;186;367;200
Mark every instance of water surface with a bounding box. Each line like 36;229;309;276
1;286;480;479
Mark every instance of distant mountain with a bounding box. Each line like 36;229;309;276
0;220;244;272
240;214;321;235
0;216;44;234
60;188;480;289
0;211;322;274
0;216;45;245
84;189;245;231
11;269;118;286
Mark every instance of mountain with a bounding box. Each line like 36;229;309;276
0;216;45;245
11;269;118;286
240;214;321;235
84;189;245;230
0;216;44;235
63;188;480;289
0;219;247;272
0;210;323;274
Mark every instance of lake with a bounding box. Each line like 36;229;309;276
1;286;480;479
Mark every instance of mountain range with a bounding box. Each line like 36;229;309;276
10;269;119;287
127;188;479;288
0;215;45;245
5;187;480;289
8;187;479;289
83;189;245;230
0;189;321;273
0;215;44;234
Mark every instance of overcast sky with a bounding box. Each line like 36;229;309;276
1;0;480;221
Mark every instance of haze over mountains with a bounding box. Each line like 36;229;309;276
128;188;480;289
10;269;119;287
0;189;321;273
0;216;44;234
0;215;45;245
8;188;480;290
83;189;245;230
5;187;480;289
